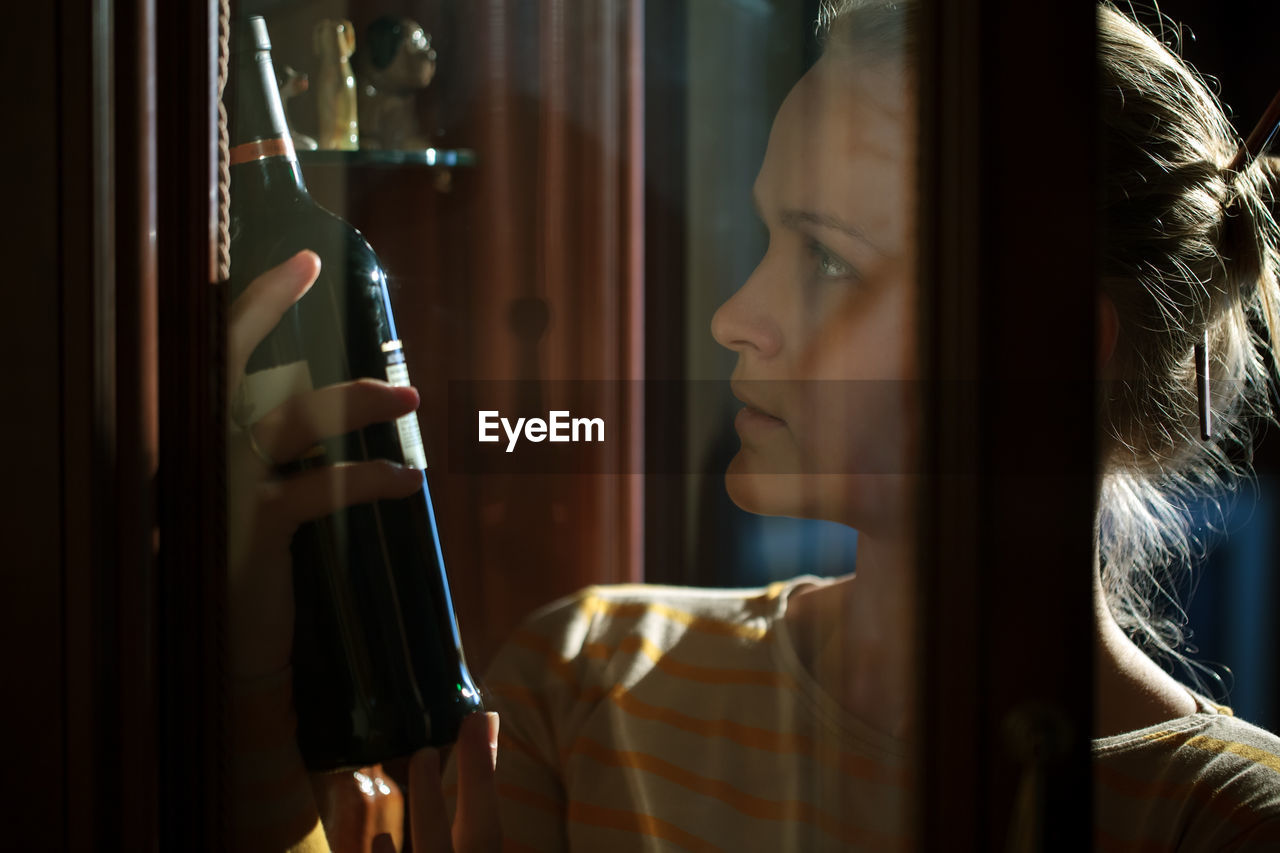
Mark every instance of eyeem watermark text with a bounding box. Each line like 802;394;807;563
478;410;605;453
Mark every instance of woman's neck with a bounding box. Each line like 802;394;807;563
1091;555;1199;736
787;529;1198;741
788;531;919;739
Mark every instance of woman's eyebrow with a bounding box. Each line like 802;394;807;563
781;208;883;254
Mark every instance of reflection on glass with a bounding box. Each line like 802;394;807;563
222;1;1280;849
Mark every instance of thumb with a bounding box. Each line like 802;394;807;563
453;713;501;853
408;748;454;852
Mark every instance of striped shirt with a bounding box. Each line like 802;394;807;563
478;578;1280;851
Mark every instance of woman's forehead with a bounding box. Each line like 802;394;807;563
756;62;913;240
782;59;910;148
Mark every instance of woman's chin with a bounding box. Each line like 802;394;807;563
725;452;915;535
724;453;817;519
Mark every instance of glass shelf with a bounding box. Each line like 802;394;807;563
297;148;478;168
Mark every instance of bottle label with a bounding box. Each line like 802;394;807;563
384;360;429;470
236;360;315;425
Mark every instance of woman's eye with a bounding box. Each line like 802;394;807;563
806;239;860;282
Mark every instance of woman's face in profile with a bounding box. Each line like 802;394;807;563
712;55;918;534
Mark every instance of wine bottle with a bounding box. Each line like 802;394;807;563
227;15;482;771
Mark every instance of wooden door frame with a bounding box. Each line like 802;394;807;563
917;1;1097;849
3;0;226;847
153;0;226;846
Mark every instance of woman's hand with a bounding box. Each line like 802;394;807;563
226;252;499;853
312;764;405;853
405;713;502;853
318;712;501;853
227;249;425;682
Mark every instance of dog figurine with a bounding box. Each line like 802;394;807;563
277;65;318;151
355;16;437;150
313;19;359;150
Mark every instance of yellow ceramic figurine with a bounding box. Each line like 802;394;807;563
312;19;359;150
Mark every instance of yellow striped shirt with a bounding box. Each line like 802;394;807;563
477;578;1280;851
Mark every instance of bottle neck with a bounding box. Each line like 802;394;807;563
230;135;297;170
230;156;308;210
229;25;308;199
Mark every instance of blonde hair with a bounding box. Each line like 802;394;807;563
1094;4;1280;677
821;0;1280;680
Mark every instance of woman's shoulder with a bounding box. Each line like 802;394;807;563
516;575;824;647
1093;692;1280;760
484;576;826;695
479;578;824;750
1093;695;1280;848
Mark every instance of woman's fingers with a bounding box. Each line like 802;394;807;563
227;250;321;387
252;379;420;466
260;460;425;530
407;714;501;853
225;453;423;680
409;749;455;853
453;713;501;853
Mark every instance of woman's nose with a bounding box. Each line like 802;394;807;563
711;266;783;358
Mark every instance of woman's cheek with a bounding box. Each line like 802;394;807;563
792;382;905;475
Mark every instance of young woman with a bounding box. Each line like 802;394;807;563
230;2;1280;849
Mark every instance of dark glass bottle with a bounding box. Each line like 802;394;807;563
227;16;482;771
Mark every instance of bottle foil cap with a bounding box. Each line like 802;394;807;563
232;16;272;54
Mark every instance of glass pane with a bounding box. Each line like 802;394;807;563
218;1;1280;850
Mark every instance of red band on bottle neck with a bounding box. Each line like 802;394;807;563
230;136;296;166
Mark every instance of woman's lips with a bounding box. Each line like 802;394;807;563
735;405;787;433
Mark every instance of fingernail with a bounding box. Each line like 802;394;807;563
290;250;321;282
291;248;319;266
486;712;500;769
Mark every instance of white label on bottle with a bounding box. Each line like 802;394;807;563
385;362;429;470
236;360;315;425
